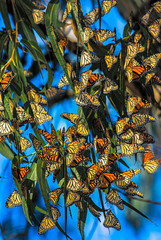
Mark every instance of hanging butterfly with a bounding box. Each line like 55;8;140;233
76;123;89;136
0;71;15;92
107;153;123;165
103;78;118;94
88;204;101;221
131;113;155;127
58;38;67;55
100;172;117;189
13;166;30;183
104;55;117;70
30;102;53;125
115;117;134;135
5;190;22;208
61;112;80;125
38;146;62;164
0;120;14;136
81;70;92;87
83;7;105;26
127;96;152;115
38;216;55;235
45;162;62;178
106;189;124;210
141;2;161;26
38;126;57;146
48;188;62;206
27;88;47;105
127;42;144;58
87;162;102;181
145;72;161;85
65;191;80;207
126;58;149;83
32;9;44;24
80;50;99;67
143;53;161;69
74;80;87;95
115;169;141;188
120;142;144;156
78;142;93;154
134;33;142;43
66;125;77;143
58;63;72;88
14;136;31;153
87;73;106;87
66;140;84;154
103;210;121;230
119;128;134;141
142;145;161;173
94;136;109;153
51;206;61;222
132;132;154;145
148;19;161;43
88;179;102;194
75;92;100;109
82;27;94;43
66;153;89;167
102;0;117;14
29;133;42;151
66;177;83;192
124;187;144;198
93;29;115;42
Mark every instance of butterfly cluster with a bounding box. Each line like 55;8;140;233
3;0;161;238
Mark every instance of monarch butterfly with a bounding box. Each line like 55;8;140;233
30;102;53;125
66;140;84;154
93;29;115;42
126;58;148;83
38;147;62;163
141;2;161;26
103;78;118;94
127;96;151;115
132;113;155;127
120;142;144;156
38;216;55;235
45;163;62;178
115;175;131;188
145;72;161;85
142;146;161;173
66;153;89;167
119;128;134;141
134;33;142;43
82;27;94;43
143;53;161;69
32;1;46;10
0;120;13;136
81;70;92;86
15;105;33;123
103;210;121;230
76;123;88;136
66;177;83;192
102;0;117;14
100;173;117;189
49;188;62;205
87;163;102;181
32;9;44;24
94;136;109;153
29;133;42;151
124;187;144;198
106;189;123;210
120;169;142;179
66;125;77;143
80;50;99;67
14;136;31;153
58;63;72;88
88;205;101;221
115;117;131;135
83;7;104;26
65;191;80;207
78;142;93;154
87;73;106;87
51;206;61;222
132;132;154;145
148;19;161;43
74;80;86;95
27;89;47;105
75;92;100;109
0;71;15;92
127;42;144;58
61;112;80;125
108;153;123;165
88;179;102;193
5;190;22;208
13;166;30;183
104;55;117;70
58;38;67;55
38;126;56;146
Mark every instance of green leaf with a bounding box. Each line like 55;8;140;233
0;142;15;161
0;33;8;64
0;0;12;31
78;198;87;240
22;197;34;226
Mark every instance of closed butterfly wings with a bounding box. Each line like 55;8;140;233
0;71;15;92
142;146;161;173
38;216;55;235
5;190;22;208
75;92;100;109
32;9;44;24
80;50;99;67
30;102;52;125
102;0;117;14
103;210;121;230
